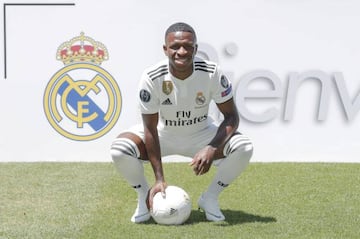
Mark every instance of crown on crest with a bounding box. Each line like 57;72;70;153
56;32;109;65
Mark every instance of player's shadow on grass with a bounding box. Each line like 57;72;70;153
187;209;277;225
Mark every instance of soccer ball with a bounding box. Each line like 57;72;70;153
151;185;192;225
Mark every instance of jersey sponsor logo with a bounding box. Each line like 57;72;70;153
195;92;206;105
164;111;208;126
162;98;173;105
140;89;151;102
162;81;173;95
44;32;122;141
164;114;208;126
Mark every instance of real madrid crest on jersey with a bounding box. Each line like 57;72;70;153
195;92;206;105
43;32;122;141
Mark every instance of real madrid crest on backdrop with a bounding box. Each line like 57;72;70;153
43;32;122;141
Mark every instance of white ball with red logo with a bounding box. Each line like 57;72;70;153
151;185;192;225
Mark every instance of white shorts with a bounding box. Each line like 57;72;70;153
127;123;249;161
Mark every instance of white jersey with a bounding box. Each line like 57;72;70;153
138;58;233;136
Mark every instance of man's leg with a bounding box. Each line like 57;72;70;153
198;133;253;221
110;133;150;223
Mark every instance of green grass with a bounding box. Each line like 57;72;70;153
0;163;359;239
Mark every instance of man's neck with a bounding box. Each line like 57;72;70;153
169;65;193;80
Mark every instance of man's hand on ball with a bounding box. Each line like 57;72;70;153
147;181;167;210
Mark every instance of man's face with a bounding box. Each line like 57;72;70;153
163;31;197;77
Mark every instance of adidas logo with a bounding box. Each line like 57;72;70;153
169;208;177;215
162;98;173;105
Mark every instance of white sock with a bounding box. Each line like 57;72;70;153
205;135;253;199
110;139;149;199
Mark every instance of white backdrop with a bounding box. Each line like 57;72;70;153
1;0;360;162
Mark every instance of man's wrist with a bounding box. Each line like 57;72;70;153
207;144;218;150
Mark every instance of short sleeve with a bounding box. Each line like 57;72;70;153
138;71;160;114
211;65;233;104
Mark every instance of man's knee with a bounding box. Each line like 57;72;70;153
223;134;253;157
111;132;148;160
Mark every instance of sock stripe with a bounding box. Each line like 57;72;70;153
225;135;253;155
111;138;139;158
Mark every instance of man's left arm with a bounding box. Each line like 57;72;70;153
190;98;239;175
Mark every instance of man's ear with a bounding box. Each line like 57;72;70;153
163;44;168;56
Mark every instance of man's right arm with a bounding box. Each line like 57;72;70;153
142;113;167;208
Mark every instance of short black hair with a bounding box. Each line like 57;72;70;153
165;22;197;42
